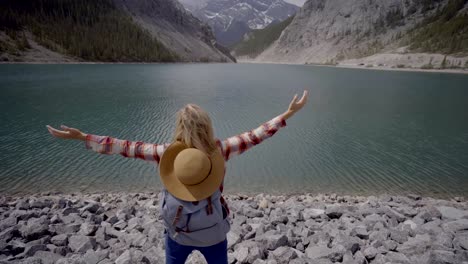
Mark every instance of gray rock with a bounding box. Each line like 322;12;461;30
396;234;431;255
270;246;297;262
83;249;109;264
186;250;207;264
390;229;409;243
227;232;241;250
80;203;100;214
382;240;398;251
51;234;68;247
369;230;389;242
17;200;30;210
363;247;378;260
33;251;63;264
23;244;48;257
68;235;96;253
454;232;468;250
243;208;263;218
402;219;418;230
428;250;456;264
113;220;127;231
331;233;362;254
325;206;343;219
354;251;367;264
364;214;386;227
384;251;410;263
407;194;421;201
437;206;468;220
395;206;418;218
52;246;69;256
233;246;249;263
18;257;43;264
442;219;468;233
19;217;49;240
265;234;288;250
49;223;81;235
381;206;406;222
104;226;123;239
434;232;454;249
302;209;325;219
122;232;147;248
0;226;19;241
0;217;17;230
62;208;79;216
305;245;345;262
79;223;97;236
127;217;142;231
351;226;369;239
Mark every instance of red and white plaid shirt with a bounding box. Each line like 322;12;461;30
85;115;287;214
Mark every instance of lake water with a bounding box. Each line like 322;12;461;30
0;63;467;198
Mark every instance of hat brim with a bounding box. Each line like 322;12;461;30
159;141;225;202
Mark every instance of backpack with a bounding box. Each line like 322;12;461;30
160;189;230;247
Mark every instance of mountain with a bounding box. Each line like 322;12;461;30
231;15;294;58
250;0;468;69
0;0;234;63
180;0;299;46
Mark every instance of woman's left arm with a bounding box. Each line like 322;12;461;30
46;125;167;163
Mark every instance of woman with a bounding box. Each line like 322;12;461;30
47;90;308;264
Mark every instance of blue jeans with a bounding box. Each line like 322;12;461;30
165;234;228;264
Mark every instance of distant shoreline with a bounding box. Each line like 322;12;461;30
238;60;468;75
2;61;468;75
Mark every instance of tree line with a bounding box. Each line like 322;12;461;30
0;0;177;62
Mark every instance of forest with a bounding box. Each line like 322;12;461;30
0;0;177;62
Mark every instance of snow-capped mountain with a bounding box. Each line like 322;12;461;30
179;0;299;46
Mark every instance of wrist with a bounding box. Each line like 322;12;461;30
78;133;87;141
282;110;295;120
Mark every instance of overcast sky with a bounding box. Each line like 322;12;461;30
284;0;307;6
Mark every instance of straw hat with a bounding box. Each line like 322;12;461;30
159;141;225;202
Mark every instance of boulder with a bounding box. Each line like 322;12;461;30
437;206;468;220
305;245;345;262
325;206;343;219
264;234;288;250
302;209;325;219
428;250;456;264
363;247;378;260
270;247;297;263
33;251;63;264
68;235;96;253
396;234;431;255
19;217;50;240
51;234;68;247
442;219;468;233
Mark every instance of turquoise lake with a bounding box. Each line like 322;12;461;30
0;63;467;198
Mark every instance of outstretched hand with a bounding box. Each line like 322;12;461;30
282;90;308;120
46;125;87;141
288;90;308;114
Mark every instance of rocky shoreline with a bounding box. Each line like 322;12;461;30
0;192;467;264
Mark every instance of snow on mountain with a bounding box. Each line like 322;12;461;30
180;0;299;46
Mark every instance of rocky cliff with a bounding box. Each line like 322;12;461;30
252;0;468;69
113;0;235;62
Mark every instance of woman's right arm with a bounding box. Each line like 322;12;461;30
46;125;167;163
219;90;308;161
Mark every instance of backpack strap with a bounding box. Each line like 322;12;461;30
206;196;213;215
172;205;183;227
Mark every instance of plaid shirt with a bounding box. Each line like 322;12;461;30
85;115;287;214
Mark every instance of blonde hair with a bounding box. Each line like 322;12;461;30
173;104;217;154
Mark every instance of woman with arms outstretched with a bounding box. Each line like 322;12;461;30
47;90;308;264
